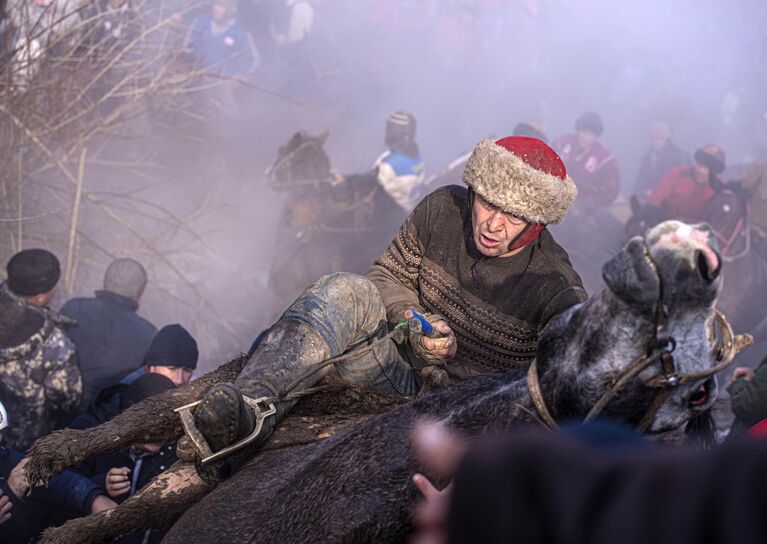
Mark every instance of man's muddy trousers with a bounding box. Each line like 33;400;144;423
193;273;418;483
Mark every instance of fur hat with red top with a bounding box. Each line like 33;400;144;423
462;136;578;225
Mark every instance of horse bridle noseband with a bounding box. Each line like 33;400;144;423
528;241;752;433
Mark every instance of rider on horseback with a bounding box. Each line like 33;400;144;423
185;136;586;484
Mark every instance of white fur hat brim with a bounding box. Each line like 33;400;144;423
462;139;578;224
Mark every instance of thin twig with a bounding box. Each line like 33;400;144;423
64;146;87;296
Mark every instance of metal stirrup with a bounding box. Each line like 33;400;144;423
174;396;276;466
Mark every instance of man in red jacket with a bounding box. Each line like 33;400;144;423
648;144;726;223
554;112;620;208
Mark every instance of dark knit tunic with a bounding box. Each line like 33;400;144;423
367;185;587;379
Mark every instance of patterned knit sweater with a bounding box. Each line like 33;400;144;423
367;185;587;380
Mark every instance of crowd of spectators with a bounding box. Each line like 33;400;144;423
0;250;198;542
1;1;767;543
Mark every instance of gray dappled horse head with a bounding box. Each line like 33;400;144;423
538;219;724;434
626;192;767;363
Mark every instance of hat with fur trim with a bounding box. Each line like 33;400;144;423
462;137;578;224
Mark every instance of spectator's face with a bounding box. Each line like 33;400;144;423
471;194;529;257
26;287;56;307
148;365;192;385
138;443;162;453
212;2;229;22
577;129;597;149
693;163;711;185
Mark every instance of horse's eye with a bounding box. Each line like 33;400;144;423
689;384;708;406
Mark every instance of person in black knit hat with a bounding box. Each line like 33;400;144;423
143;324;198;386
0;249;82;450
6;248;61;301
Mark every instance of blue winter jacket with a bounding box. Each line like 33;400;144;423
186;15;260;78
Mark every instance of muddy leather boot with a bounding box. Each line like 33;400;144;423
193;319;332;485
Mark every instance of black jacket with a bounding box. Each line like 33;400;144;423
61;290;156;410
69;385;176;544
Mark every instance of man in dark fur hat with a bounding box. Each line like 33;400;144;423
189;136;586;484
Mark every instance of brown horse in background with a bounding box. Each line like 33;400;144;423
265;130;395;303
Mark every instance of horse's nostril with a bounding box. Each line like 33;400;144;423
696;250;720;282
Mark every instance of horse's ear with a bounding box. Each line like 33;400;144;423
317;131;330;145
287;131;304;149
630;194;641;214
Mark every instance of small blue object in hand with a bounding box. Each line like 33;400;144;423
405;309;434;336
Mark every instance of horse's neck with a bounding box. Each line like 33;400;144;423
436;376;533;432
540;292;657;419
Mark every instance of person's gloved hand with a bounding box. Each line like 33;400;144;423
409;313;457;364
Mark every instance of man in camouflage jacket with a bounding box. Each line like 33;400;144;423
0;249;81;451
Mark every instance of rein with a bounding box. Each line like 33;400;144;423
527;243;749;432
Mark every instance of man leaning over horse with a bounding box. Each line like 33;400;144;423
187;136;586;484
